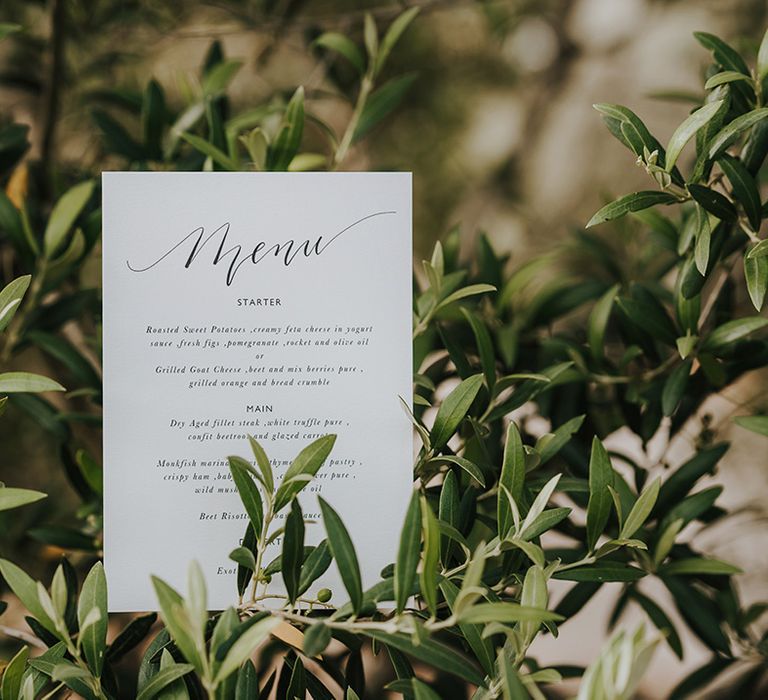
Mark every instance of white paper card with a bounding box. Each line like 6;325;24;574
102;172;412;611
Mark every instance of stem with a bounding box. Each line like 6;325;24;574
333;74;373;168
250;501;273;603
40;0;67;194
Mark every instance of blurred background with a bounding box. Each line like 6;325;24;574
1;0;767;697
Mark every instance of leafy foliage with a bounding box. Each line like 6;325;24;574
0;12;767;700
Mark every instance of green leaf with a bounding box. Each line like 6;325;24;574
631;591;683;659
202;60;242;96
228;456;264;539
141;79;166;159
282;500;305;605
0;486;46;512
354;73;417;141
297;540;333;596
439;579;495;676
0;275;30;332
0;371;64;394
758;27;768;82
303;622;331;657
248;436;274;494
1;645;29;700
365;630;484;686
462;308;496;390
669;658;733;700
274;434;336;512
587;191;678;228
229;546;256;572
181;133;237;170
733;414;768;437
718;154;761;230
694;32;750;74
313;33;365;74
703;316;768;351
460;601;562;624
662;360;693;416
655;444;728;514
213;614;278;684
106;612;158;663
235;660;258;700
318;497;362;614
659;557;741;576
395;491;421;614
552;564;647;582
136;663;194;700
693;205;711;275
419;496;440;616
665;100;724;170
364;12;378;64
267;86;305;171
376;7;420;75
676;333;698;359
412;679;442;700
586;437;614;551
704;70;753;89
620;478;660;539
498;421;525;538
707;108;768;160
78;562;108;676
747;238;768;258
428;455;485;487
587;284;619;362
664;576;730;653
536;415;585;465
0;559;57;635
43;180;95;257
519;507;571;541
151;577;203;673
435;284;496;314
429;374;483;450
744;254;768;311
687;184;736;222
498;652;529;700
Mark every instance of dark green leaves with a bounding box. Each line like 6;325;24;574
313;33;365;74
429;374;483;450
662;360;693;416
665;100;724;170
586;437;614;551
44;181;95;257
587;191;678;228
319;497;362;614
687;184;736;222
282;500;305;605
78;562;108;676
0;274;30;332
718;154;761;230
229;456;264;538
365;631;484;686
703;316;768;352
266;86;305;171
706;108;768;160
419;497;440;617
274;434;336;512
498;421;525;538
395;491;421;614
